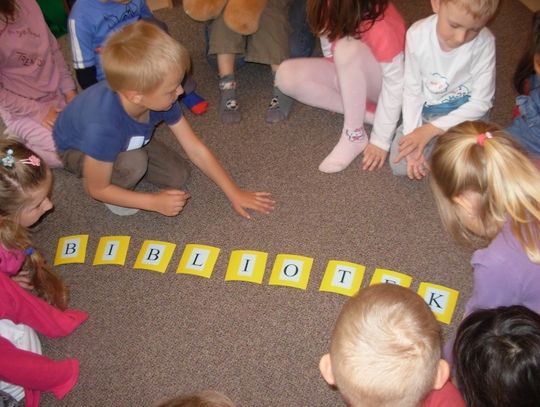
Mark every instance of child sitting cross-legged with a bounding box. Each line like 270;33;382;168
319;283;465;407
53;21;275;218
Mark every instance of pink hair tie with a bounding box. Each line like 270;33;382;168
477;131;493;146
19;155;41;167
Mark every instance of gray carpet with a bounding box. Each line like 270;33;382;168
8;0;533;405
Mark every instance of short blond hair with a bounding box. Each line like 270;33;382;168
101;20;190;93
441;0;499;19
330;284;441;407
154;390;235;407
430;120;540;263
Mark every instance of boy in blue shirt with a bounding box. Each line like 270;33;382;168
68;0;207;114
54;21;275;217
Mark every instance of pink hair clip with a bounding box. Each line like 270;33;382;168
476;131;493;146
19;155;41;167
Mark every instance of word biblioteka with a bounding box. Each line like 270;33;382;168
54;235;460;324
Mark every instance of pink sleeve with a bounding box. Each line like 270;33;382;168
0;247;26;277
48;30;76;96
0;86;49;122
423;382;465;407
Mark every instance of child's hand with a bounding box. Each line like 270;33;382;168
42;106;62;130
230;190;275;219
394;124;440;164
64;90;77;104
153;189;191;216
362;144;388;171
406;153;429;180
10;270;33;290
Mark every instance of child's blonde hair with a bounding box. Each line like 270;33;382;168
155;390;235;407
0;140;68;309
330;284;441;407
101;20;190;94
440;0;499;19
430;120;540;263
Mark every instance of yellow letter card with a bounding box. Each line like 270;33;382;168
54;235;89;265
225;250;268;284
133;240;176;273
370;268;413;287
268;254;313;290
417;282;459;325
93;236;131;266
319;260;365;296
176;244;220;278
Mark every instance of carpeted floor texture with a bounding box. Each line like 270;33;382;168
7;0;533;406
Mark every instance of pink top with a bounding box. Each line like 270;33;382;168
329;3;406;63
0;246;25;277
359;3;406;62
0;0;76;122
423;381;466;407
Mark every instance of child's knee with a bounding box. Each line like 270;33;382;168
389;160;407;176
112;149;147;188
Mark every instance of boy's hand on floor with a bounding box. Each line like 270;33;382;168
230;191;275;219
362;144;387;171
153;189;191;216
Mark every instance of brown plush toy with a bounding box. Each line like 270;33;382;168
183;0;268;35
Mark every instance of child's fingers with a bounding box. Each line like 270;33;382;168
234;205;251;219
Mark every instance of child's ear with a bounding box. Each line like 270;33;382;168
121;89;143;104
431;0;441;13
452;191;480;217
319;354;336;386
433;359;450;390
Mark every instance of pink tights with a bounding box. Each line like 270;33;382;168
276;37;382;172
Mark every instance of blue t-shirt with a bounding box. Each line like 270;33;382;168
68;0;152;81
53;81;182;162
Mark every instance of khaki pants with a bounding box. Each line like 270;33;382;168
207;0;293;66
60;136;191;190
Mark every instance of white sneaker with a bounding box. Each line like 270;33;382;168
104;203;139;216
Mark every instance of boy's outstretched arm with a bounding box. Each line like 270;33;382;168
169;117;275;219
83;156;190;216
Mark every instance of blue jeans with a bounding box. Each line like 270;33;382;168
204;0;315;70
507;74;540;158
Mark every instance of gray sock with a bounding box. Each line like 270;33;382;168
266;85;293;123
219;74;241;124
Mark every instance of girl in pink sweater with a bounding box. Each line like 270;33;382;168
0;0;77;167
0;141;87;406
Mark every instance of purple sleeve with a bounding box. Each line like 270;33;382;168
48;29;76;96
464;253;520;316
0;86;49;122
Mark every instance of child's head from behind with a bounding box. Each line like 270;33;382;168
101;21;190;98
453;305;540;407
320;284;448;407
431;0;498;51
0;140;52;231
154;390;235;407
430;121;540;261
